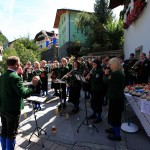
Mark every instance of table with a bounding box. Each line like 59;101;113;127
125;93;150;138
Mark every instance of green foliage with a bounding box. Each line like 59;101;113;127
67;40;81;56
15;37;39;51
75;0;124;53
104;19;124;50
0;36;41;73
75;12;97;35
94;0;112;24
0;31;8;44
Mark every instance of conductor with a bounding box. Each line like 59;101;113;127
0;56;36;150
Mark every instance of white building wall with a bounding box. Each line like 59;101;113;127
124;2;150;59
36;40;46;48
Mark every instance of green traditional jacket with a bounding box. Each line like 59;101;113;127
103;70;125;99
0;70;33;112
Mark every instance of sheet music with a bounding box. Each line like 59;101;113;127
141;100;150;115
53;79;66;84
23;82;32;86
26;96;47;103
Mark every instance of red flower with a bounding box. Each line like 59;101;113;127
123;0;147;29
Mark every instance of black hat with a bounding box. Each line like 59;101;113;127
93;59;100;65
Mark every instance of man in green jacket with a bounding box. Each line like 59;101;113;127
0;56;35;150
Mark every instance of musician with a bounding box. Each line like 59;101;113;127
40;60;49;95
104;57;125;141
86;59;104;123
136;53;150;84
65;60;82;113
57;58;69;108
29;76;42;111
51;61;60;96
23;61;33;82
16;62;23;80
32;61;42;110
118;55;129;86
82;60;92;99
101;57;110;106
126;53;138;85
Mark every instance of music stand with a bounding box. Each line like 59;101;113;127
26;96;47;147
53;79;66;116
76;75;98;133
121;95;139;133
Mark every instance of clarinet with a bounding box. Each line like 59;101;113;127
61;69;75;80
85;68;94;80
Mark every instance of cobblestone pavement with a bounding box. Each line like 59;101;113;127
0;81;150;150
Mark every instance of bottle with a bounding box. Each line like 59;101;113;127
88;124;93;134
51;124;57;134
24;113;28;119
55;107;59;115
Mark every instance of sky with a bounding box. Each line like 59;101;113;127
0;0;123;42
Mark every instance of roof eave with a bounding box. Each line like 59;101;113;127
109;0;124;9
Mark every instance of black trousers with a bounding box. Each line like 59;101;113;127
91;90;103;113
108;98;124;126
69;86;81;106
0;111;20;139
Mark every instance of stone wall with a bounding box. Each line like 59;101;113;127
41;46;58;61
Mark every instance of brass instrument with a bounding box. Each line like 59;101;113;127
129;60;141;76
131;60;141;70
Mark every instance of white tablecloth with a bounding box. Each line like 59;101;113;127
125;93;150;137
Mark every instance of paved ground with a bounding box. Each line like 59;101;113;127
0;81;150;150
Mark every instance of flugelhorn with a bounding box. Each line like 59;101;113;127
131;60;141;70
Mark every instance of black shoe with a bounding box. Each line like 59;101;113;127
63;103;66;108
58;103;66;109
92;118;102;123
87;95;90;99
53;93;59;96
87;114;97;120
103;101;108;106
37;106;41;111
105;128;114;134
71;107;79;113
107;134;121;141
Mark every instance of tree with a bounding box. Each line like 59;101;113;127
75;0;124;53
94;0;112;24
104;19;124;50
0;31;8;44
0;36;41;73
